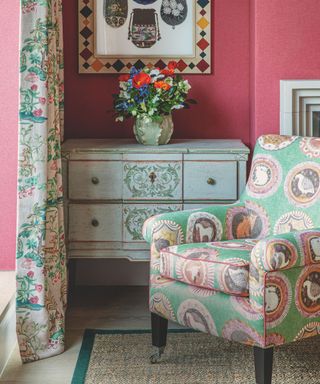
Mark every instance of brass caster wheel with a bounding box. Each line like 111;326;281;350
150;346;165;364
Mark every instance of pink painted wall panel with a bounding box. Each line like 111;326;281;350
252;0;320;141
0;1;19;270
3;0;320;270
64;0;251;145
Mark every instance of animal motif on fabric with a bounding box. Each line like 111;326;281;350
253;164;270;186
226;267;249;292
104;0;128;28
194;220;215;242
310;237;320;261
177;299;217;335
187;212;223;243
295;173;316;196
285;163;320;207
296;267;320;317
304;280;320;303
265;273;292;328
265;286;280;313
227;203;269;240
236;214;258;239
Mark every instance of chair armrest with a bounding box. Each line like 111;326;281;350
142;201;243;245
251;228;320;272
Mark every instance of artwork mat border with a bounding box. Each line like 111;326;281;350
93;0;197;59
78;0;212;74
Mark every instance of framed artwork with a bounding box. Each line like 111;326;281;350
79;0;212;74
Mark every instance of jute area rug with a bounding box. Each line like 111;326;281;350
71;329;320;384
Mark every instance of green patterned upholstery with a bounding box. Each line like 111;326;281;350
143;135;320;348
242;135;320;236
160;240;256;296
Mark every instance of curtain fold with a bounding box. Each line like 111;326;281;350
17;0;67;362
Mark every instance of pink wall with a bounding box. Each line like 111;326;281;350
64;0;251;144
2;0;320;270
251;0;320;141
0;0;19;270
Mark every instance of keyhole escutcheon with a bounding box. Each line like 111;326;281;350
149;172;157;184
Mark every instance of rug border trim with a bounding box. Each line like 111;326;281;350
71;328;195;384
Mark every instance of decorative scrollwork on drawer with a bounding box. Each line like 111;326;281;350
123;205;181;240
123;163;182;198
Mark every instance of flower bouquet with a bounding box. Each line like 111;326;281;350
113;61;196;145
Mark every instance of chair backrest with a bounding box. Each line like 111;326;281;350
230;135;320;240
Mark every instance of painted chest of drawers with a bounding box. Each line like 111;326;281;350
62;139;249;261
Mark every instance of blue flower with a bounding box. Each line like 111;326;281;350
139;85;149;97
116;101;129;111
130;67;140;78
134;95;142;103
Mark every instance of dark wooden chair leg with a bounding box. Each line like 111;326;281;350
150;312;168;363
254;346;274;384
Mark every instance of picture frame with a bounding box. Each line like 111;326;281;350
78;0;212;74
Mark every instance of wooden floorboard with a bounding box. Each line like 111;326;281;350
0;286;156;384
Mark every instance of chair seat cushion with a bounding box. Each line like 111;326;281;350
160;240;257;296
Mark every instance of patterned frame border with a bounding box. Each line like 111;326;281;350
78;0;212;74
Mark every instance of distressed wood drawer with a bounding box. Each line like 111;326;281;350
184;161;238;200
183;203;217;210
123;204;182;248
123;161;182;200
68;161;122;200
62;139;249;261
69;204;122;242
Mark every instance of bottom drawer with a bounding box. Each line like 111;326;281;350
69;204;122;242
183;203;217;210
123;204;182;249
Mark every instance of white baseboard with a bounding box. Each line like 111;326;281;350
0;296;16;376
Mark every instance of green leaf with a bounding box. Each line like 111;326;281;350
186;99;197;104
20;65;27;73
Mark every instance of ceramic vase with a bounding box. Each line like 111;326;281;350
133;114;174;145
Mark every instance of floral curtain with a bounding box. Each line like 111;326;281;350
17;0;67;362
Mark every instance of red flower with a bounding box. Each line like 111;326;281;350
35;284;43;292
161;61;177;76
33;109;43;117
119;74;130;82
168;61;177;70
132;72;151;88
30;296;39;304
161;69;174;76
31;84;38;91
39;97;46;105
154;81;171;91
27;271;34;278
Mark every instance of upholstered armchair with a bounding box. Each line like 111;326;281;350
143;135;320;384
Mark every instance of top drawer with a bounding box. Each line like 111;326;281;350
123;159;182;200
184;160;238;200
69;160;122;200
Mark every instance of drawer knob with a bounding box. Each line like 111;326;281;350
91;219;99;227
91;177;100;185
207;177;216;185
149;171;157;184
